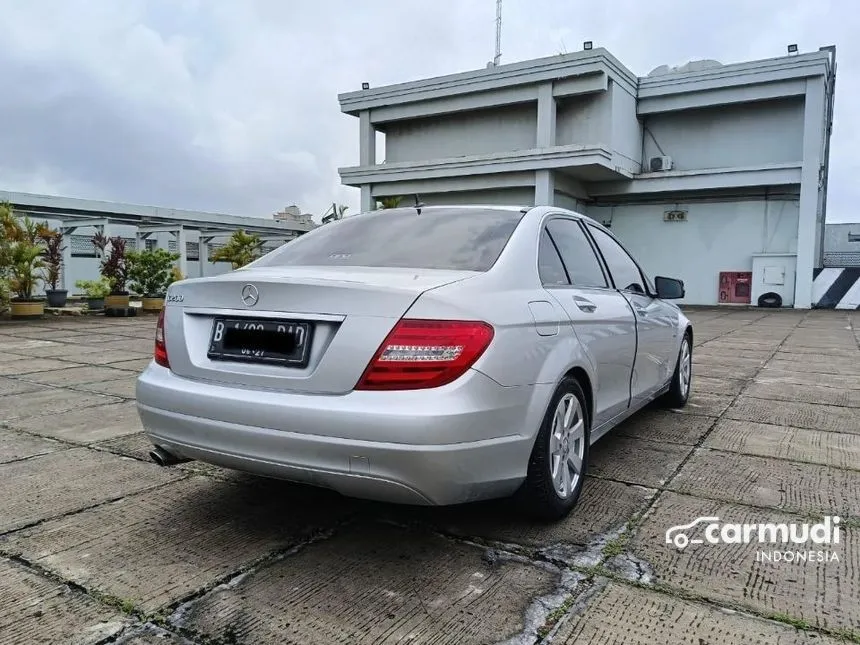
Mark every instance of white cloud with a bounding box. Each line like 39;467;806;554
0;0;856;222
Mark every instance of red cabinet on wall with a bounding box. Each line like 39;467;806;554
718;272;752;304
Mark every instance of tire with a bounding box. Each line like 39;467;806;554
517;377;590;521
661;332;692;408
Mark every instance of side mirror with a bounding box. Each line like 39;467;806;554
655;276;685;300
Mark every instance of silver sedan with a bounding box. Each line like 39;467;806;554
137;205;692;520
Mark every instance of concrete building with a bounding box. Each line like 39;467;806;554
338;46;836;308
2;190;315;295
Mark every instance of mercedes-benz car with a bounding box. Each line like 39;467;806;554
136;205;692;520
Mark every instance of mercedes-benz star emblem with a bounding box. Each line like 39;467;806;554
241;284;259;307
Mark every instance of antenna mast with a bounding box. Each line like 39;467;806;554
493;0;502;66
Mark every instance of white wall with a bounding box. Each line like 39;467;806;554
416;187;534;207
588;198;800;305
384;104;537;163
556;93;610;147
642;98;804;170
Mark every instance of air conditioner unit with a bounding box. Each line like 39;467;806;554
664;210;687;222
649;155;674;172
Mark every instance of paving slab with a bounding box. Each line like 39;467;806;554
92;432;153;461
18;364;135;387
0;375;46;395
0;447;183;533
8;400;142;443
725;396;860;434
391;477;653;549
695;347;774;361
693;355;768;371
590;434;689;487
553;580;838;645
745;380;860;408
175;522;558;645
676;391;734;417
106;358;152;372
630;492;858;632
113;624;198;645
777;344;857;357
76;377;137;399
0;557;128;645
669;448;860;519
0;427;66;463
54;349;152;366
614;408;716;445
766;357;860;377
704;419;860;470
0;358;86;376
5;476;348;612
690;375;748;396
759;366;860;390
768;353;860;375
0;387;120;422
691;362;761;379
7;344;108;359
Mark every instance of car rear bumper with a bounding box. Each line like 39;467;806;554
136;363;550;505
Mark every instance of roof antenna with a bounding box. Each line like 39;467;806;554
413;194;425;215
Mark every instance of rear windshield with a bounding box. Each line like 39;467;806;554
255;207;525;272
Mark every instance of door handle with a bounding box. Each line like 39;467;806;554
573;296;597;313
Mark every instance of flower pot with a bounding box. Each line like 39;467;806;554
10;300;45;319
141;296;165;312
86;297;105;311
45;289;68;308
105;294;130;309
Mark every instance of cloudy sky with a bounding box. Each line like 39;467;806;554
1;0;856;222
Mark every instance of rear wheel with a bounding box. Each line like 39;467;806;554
661;333;692;408
518;377;590;521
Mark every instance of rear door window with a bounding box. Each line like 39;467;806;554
255;208;525;272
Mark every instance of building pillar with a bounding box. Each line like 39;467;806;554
359;110;376;166
794;78;826;309
176;227;188;279
60;226;76;291
536;82;556;148
198;237;209;278
535;170;555;206
360;185;375;212
534;82;557;206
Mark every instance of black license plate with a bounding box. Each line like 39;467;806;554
207;318;312;366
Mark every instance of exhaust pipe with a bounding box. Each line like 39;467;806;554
149;446;191;467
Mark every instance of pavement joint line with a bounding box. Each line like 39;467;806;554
0;476;189;540
0;396;130;428
158;520;356;644
692;443;860;474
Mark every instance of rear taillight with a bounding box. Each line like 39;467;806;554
355;319;494;391
154;309;170;368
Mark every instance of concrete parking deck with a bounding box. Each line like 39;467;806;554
0;308;857;644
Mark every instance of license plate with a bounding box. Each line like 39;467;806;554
207;318;312;367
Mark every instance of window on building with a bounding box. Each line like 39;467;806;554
587;226;646;294
546;219;608;288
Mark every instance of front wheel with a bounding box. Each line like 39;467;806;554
517;377;590;521
661;333;692;408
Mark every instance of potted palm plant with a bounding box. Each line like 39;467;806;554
0;206;46;318
92;233;130;309
38;224;67;308
127;248;180;311
8;230;46;319
75;278;111;311
210;229;263;269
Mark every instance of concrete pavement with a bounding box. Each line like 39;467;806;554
0;308;857;644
